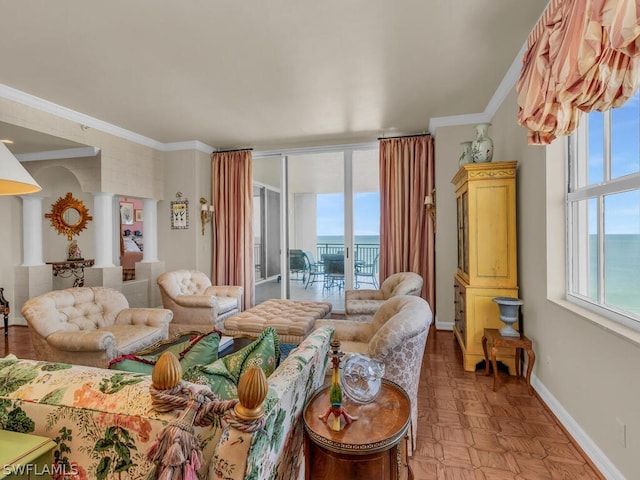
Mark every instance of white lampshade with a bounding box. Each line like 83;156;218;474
0;142;42;195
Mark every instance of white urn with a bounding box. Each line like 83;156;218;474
471;123;494;163
493;297;523;337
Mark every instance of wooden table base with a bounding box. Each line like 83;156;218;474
304;379;412;480
482;328;535;394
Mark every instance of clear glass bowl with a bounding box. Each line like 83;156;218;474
341;353;385;404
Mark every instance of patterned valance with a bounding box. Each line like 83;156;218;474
517;0;640;145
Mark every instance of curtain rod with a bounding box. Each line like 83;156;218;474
377;132;431;140
212;147;254;153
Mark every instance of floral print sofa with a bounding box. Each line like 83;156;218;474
0;326;333;479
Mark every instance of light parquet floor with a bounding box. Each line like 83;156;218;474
2;326;604;479
410;329;604;480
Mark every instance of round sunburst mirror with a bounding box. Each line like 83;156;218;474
45;192;93;240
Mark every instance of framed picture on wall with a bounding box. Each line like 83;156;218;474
120;202;134;225
171;198;189;229
135;209;143;222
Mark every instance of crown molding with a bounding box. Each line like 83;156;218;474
0;83;164;150
2;82;217;154
253;141;378;159
428;112;489;133
485;41;527;116
428;41;527;134
16;146;100;162
163;140;214;154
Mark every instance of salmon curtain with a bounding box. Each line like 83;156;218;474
517;0;640;144
379;135;435;312
211;150;254;310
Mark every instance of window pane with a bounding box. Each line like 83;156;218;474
588;198;598;300
569;100;640;329
317;192;344;247
611;90;640;179
353;149;380;289
603;191;640;315
587;111;604;185
570;198;599;301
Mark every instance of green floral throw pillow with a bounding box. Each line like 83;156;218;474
108;331;221;374
183;327;279;400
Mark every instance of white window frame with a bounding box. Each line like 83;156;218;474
567;111;640;333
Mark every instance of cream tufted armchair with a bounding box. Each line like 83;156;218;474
315;295;433;454
157;269;243;336
21;287;173;368
345;271;424;320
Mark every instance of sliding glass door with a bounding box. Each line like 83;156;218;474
252;155;282;305
252;144;378;313
288;151;346;307
352;149;381;290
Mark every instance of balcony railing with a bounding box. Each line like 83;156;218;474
316;243;379;270
253;242;380;282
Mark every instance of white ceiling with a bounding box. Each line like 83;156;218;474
0;1;548;153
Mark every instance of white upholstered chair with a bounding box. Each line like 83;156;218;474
345;271;424;320
315;294;433;454
156;269;243;335
21;287;173;368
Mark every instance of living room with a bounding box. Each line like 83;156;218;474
1;2;639;479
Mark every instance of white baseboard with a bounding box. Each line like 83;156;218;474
435;318;453;331
531;374;625;480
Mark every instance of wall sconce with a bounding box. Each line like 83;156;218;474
200;197;215;235
424;189;436;231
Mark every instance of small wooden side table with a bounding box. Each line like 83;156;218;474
482;328;535;394
303;379;413;480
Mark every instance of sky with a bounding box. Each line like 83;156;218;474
587;89;640;235
317;192;380;236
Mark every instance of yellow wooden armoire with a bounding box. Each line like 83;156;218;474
451;161;519;372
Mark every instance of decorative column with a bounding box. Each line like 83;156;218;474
92;192;115;267
83;192;123;288
14;195;51;325
136;198;164;308
142;198;158;262
20;195;44;266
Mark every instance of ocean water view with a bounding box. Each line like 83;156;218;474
317;235;380;245
589;234;640;316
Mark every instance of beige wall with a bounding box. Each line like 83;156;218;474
253;154;281;189
433;124;474;329
435;87;639;479
159;149;212;277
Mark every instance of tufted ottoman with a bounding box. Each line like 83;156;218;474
223;299;332;344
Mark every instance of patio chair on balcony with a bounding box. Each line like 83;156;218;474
322;253;344;291
304;251;324;289
289;249;306;281
355;253;379;289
